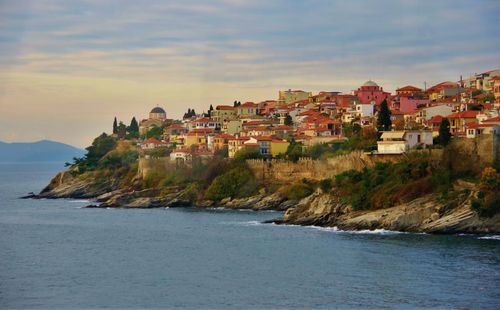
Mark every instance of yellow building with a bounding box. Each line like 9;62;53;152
236;102;258;117
270;140;289;157
212;105;236;123
278;89;312;105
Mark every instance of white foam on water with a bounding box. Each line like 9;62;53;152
478;235;500;240
67;200;90;203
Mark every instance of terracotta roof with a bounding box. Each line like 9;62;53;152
428;115;444;123
216;105;235;110
466;122;495;129
239;102;258;108
143;138;162;145
214;134;235;140
483;116;500;122
447;111;479;119
396;85;422;92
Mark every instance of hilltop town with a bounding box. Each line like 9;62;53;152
127;69;500;162
36;69;500;234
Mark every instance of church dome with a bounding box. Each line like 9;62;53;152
150;107;166;114
362;80;379;87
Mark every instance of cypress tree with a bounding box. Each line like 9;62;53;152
129;117;139;134
233;100;238;107
377;99;392;131
438;118;452;146
113;117;118;134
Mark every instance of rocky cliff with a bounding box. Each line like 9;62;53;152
272;188;500;234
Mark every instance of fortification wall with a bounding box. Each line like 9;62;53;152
138;157;173;178
246;151;407;182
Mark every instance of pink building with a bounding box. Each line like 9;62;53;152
354;80;391;108
397;97;430;113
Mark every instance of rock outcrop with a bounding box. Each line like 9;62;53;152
274;189;500;234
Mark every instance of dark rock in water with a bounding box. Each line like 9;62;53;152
20;192;37;199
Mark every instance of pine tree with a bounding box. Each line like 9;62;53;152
377;99;392;131
113;117;118;134
438;118;452;146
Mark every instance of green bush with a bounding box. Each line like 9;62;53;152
319;178;332;193
285;182;314;201
205;165;259;201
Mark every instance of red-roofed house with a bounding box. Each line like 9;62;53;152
465;122;496;138
447;111;479;135
396;85;424;98
236;102;259;117
141;138;165;149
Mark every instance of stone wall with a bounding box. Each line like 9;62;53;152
246;151;407;183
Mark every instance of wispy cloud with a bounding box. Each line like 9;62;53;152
0;0;499;146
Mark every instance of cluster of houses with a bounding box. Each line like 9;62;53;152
137;69;500;162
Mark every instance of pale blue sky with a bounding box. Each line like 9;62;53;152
0;0;499;147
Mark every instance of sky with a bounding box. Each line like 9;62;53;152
0;0;499;148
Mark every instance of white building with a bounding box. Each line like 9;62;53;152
377;130;433;154
355;103;374;117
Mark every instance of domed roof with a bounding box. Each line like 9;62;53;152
363;80;379;87
150;106;166;114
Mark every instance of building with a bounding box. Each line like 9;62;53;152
278;89;312;105
355;103;374;117
236;102;259;117
353;80;391;107
447;111;480;135
141;137;165;149
395;85;424;98
427;82;459;101
139;106;168;135
211;105;236;123
465;123;496;139
377;130;433;154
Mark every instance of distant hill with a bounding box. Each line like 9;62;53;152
0;140;85;162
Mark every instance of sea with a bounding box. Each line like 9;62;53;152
0;162;499;309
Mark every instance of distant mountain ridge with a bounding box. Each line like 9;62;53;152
0;140;85;162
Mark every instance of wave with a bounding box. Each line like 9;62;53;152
239;221;411;235
477;235;500;240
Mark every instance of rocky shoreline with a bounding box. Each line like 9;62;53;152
25;169;500;235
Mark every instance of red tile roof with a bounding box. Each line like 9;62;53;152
396;85;422;92
483;116;500;122
447;111;479;119
143;138;162;145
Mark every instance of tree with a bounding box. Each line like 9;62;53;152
113;117;118;134
233;100;238;107
146;126;164;139
117;121;127;139
377;99;392;131
208;104;214;117
127;117;139;138
284;114;293;126
437;118;452;146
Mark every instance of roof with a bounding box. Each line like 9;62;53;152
239;102;258;108
447;111;479;119
150;107;166;114
483;116;500;123
380;131;405;139
214;134;235;140
396;85;422;92
429;115;444;123
143;138;162;144
216;105;235;110
362;80;379;87
466;122;495;129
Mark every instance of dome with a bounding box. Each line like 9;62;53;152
150;107;166;114
362;80;378;87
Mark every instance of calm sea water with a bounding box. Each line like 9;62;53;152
0;162;499;309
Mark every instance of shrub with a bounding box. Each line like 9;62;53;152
205;165;259;201
285;182;314;201
319;178;332;193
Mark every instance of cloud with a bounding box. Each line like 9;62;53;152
0;0;499;146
